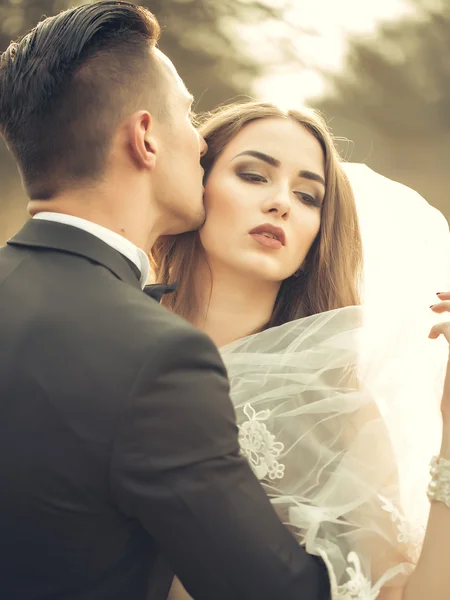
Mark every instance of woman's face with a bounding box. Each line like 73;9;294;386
199;117;325;283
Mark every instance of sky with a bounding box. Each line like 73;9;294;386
251;0;414;105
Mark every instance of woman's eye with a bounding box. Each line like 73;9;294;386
294;191;322;208
238;172;267;183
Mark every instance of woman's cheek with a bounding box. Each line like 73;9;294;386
205;182;240;219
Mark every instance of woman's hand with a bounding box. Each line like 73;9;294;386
429;292;450;427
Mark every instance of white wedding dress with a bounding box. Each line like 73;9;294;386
168;164;450;600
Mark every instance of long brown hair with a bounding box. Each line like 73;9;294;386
151;101;363;328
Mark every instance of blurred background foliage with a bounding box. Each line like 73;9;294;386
315;0;450;222
0;0;449;243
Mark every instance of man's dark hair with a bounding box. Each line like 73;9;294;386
0;1;161;199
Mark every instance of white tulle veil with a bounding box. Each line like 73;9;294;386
219;164;450;599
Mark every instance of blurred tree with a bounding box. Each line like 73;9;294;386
318;1;450;137
314;0;450;220
0;0;292;241
0;0;288;109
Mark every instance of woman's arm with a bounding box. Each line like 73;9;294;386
401;295;450;600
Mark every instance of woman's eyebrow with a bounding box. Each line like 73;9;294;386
233;150;325;187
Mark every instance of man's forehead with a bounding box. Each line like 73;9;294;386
176;80;193;105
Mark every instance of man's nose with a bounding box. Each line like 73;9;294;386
199;134;208;158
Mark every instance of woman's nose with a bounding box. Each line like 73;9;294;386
263;190;292;219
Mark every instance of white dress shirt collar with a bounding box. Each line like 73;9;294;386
33;212;150;288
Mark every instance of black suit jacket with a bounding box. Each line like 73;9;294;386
0;219;329;600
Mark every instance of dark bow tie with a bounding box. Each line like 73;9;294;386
144;282;178;302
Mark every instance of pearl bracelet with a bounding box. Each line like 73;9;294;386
427;456;450;508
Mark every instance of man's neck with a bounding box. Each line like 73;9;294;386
28;188;158;254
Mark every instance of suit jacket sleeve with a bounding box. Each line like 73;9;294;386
109;324;329;600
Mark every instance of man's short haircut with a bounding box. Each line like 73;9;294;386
0;1;162;198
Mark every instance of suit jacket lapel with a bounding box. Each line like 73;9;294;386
7;219;142;290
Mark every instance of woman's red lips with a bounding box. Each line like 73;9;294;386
249;224;286;246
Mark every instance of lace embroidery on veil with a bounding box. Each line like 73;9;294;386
378;496;425;563
321;552;379;600
238;404;425;593
238;402;381;599
238;404;285;481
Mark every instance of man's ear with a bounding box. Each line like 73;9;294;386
128;110;158;171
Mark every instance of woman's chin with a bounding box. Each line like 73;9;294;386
242;267;287;285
